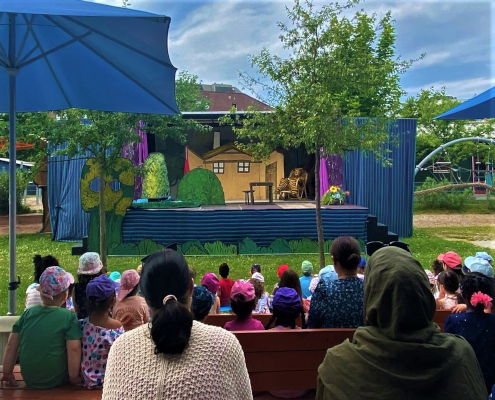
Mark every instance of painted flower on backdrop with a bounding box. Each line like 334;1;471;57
321;186;349;205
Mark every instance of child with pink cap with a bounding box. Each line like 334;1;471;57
224;280;264;331
1;267;82;389
201;272;221;314
113;269;149;331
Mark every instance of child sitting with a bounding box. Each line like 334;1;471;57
81;275;124;389
1;267;82;388
218;263;234;308
266;287;307;398
191;286;215;322
299;260;313;299
445;272;495;392
425;270;437;297
250;273;270;314
250;263;261;276
273;264;289;295
25;254;60;309
201;272;221;314
436;269;460;310
357;257;366;280
224;280;264;331
74;252;105;320
113;269;149;331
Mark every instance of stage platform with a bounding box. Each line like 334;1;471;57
120;202;369;255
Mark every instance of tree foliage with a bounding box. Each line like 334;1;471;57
400;87;495;165
221;0;418;266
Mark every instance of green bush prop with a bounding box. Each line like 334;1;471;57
177;168;225;205
142;153;170;199
204;241;237;255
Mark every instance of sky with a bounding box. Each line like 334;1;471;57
95;0;494;102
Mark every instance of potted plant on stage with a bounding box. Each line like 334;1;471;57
321;186;349;205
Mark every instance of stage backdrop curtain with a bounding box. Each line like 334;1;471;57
48;143;90;241
121;120;148;199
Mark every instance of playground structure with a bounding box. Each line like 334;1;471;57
415;136;495;195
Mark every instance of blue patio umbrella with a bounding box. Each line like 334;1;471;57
0;0;179;315
435;86;495;120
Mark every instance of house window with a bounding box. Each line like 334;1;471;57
238;162;250;173
213;162;224;174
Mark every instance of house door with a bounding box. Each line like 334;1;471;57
265;162;277;198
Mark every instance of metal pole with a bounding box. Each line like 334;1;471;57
415;137;495;176
7;13;18;316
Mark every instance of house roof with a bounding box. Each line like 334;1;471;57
202;143;251;160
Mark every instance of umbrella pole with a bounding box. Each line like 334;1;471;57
7;13;18;316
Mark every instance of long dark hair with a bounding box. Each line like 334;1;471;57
461;272;495;313
140;249;193;355
331;236;361;271
33;254;60;283
279;270;302;298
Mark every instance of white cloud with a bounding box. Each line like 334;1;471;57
404;77;495;99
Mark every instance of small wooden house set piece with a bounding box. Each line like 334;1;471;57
186;143;284;201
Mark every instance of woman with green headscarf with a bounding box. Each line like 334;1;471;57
316;247;487;400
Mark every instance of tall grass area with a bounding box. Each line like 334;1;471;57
0;228;493;315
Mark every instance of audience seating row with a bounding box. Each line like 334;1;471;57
0;309;465;398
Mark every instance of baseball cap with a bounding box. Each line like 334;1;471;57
463;257;494;278
78;252;103;275
38;266;71;300
201;273;220;295
301;260;313;275
192;286;215;317
251;272;265;283
230;280;255;302
109;271;121;282
277;264;289;278
319;265;338;284
272;287;301;313
86;275;117;301
438;251;462;269
117;269;140;301
475;252;493;262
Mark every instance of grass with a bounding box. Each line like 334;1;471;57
1;227;494;315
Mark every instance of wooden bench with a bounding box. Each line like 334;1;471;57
234;329;354;392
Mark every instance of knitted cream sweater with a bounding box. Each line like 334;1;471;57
101;321;253;400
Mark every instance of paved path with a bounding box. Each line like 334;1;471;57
414;214;495;228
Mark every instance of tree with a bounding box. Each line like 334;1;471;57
44;71;210;266
400;87;495;165
222;0;418;267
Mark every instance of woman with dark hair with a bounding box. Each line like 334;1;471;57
307;236;364;328
316;247;487;400
102;249;252;400
25;254;60;309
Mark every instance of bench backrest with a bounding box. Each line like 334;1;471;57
233;329;355;391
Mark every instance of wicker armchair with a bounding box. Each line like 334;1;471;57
276;168;308;200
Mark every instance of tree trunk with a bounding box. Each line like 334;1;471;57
314;149;325;268
99;166;107;269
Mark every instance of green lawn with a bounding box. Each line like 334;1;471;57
1;227;494;315
414;199;495;214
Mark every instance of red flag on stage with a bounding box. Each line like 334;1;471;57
184;146;190;175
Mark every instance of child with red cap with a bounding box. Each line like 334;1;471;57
224;280;264;331
1;267;82;389
438;251;463;279
113;269;149;331
81;275;124;389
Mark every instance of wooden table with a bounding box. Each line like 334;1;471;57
249;182;274;204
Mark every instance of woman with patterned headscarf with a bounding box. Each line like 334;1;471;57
316;247;487;400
